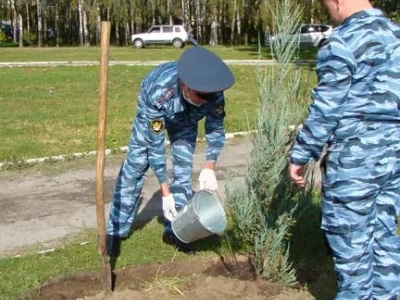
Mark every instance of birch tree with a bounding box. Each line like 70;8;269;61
36;0;43;46
78;0;84;45
230;0;237;45
17;0;23;47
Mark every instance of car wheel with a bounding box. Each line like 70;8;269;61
133;39;144;49
172;38;183;48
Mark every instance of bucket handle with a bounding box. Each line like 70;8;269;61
199;189;225;206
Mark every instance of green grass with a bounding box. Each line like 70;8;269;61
0;45;318;62
0;45;263;62
0;220;219;299
0;64;317;163
0;199;338;300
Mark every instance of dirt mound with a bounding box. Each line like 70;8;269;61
20;256;314;300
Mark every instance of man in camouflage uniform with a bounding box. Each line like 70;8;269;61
106;47;235;257
289;0;400;299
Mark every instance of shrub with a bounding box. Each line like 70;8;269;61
224;0;315;286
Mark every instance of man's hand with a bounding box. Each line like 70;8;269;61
199;168;218;190
289;164;306;187
162;194;178;221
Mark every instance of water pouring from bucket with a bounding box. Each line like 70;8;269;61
171;190;227;244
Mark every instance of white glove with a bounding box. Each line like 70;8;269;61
199;168;218;191
162;194;178;221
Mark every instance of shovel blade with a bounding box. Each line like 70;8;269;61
101;255;113;291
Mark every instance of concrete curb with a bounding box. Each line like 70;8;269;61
0;130;256;169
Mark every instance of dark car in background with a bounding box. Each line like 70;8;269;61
0;22;13;40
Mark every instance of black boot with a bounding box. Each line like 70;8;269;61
162;231;196;255
106;234;121;258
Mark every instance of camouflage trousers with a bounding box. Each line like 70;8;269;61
321;141;400;300
106;127;197;237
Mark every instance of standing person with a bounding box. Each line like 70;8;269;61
187;28;199;46
289;0;400;299
106;47;235;258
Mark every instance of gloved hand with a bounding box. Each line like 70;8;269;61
199;168;218;191
162;194;178;221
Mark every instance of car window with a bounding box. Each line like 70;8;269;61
163;26;173;33
149;26;161;33
174;27;181;32
300;26;310;34
310;25;319;32
320;25;330;33
308;26;317;33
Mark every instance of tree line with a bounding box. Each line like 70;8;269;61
0;0;398;47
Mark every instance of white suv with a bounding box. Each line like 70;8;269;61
131;25;189;49
266;24;333;48
298;24;333;47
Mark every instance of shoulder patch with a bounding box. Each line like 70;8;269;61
156;87;174;106
150;119;164;134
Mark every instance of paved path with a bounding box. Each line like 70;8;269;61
0;136;322;258
0;139;253;257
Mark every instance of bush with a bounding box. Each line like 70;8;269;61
0;31;8;43
224;0;315;286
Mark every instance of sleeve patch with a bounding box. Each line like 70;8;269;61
150;119;164;134
156;87;174;106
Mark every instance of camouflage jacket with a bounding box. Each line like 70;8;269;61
291;9;400;165
131;62;226;184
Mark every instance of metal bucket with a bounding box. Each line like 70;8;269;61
171;190;227;243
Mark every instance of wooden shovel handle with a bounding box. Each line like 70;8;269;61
96;21;111;257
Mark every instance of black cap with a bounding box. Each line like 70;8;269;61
178;47;235;93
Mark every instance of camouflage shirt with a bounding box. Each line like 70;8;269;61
291;9;400;165
131;62;226;184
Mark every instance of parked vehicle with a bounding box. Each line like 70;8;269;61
131;25;189;49
265;24;334;48
0;22;13;40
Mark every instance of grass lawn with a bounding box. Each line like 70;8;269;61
0;205;338;299
0;62;317;163
0;220;211;299
0;45;319;62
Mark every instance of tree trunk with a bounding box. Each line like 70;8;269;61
37;0;43;47
230;0;236;45
218;4;223;44
209;19;218;46
11;0;18;43
97;4;101;45
115;22;120;45
55;3;59;47
18;13;23;47
311;0;315;23
125;21;130;46
66;4;71;45
83;8;90;46
167;0;173;25
194;0;201;42
237;3;241;45
26;2;30;34
182;0;189;27
201;0;207;44
152;0;156;26
43;11;47;45
78;0;84;46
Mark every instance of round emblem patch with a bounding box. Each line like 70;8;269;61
216;105;225;116
150;119;164;134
